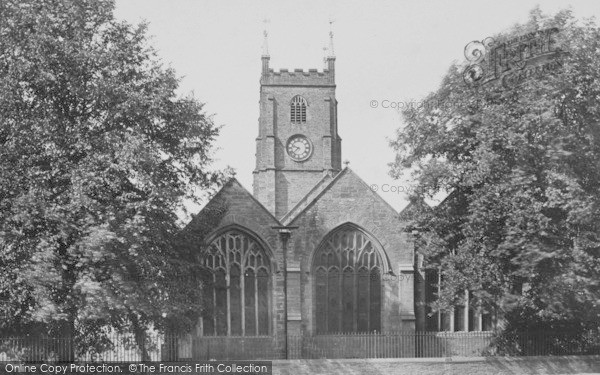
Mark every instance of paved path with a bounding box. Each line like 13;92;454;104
272;356;600;375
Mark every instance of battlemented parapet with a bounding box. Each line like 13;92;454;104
260;55;335;86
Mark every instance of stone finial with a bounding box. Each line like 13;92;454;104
328;19;335;58
262;19;270;56
262;30;269;56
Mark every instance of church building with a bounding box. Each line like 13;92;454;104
183;33;491;358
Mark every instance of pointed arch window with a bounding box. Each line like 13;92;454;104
290;95;307;123
313;225;384;333
200;230;271;336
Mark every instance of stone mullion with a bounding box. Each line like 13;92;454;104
240;264;245;336
254;273;259;335
353;256;358;332
268;271;273;335
338;270;342;333
212;271;217;336
240;245;250;337
366;259;371;331
324;266;329;333
333;246;339;333
226;239;231;336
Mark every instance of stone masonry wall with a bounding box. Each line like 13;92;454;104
285;169;415;334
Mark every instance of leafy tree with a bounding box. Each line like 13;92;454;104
390;8;600;338
0;0;226;359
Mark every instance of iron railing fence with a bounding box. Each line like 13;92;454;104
1;330;598;361
0;335;165;362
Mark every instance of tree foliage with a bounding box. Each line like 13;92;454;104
390;8;600;332
0;0;225;354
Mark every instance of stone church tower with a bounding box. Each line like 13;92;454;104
184;32;428;358
253;36;342;218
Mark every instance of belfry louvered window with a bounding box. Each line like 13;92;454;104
200;230;271;336
313;225;383;333
290;95;307;123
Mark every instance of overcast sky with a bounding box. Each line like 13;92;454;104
114;0;599;214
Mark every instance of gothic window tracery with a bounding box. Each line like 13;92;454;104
313;225;383;333
200;230;271;336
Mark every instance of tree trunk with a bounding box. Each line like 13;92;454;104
130;313;151;361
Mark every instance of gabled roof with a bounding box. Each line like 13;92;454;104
282;167;400;226
279;173;334;224
398;196;433;221
186;177;282;230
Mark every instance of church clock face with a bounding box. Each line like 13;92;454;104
286;135;312;161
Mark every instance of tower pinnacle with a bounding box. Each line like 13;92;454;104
325;19;335;80
262;19;270;57
261;19;270;76
262;30;269;56
328;19;335;58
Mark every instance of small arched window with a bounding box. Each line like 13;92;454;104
290;95;307;124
